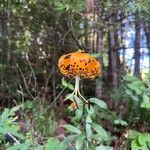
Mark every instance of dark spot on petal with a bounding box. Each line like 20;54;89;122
65;65;70;70
64;55;71;59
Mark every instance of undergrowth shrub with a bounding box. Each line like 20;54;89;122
1;74;150;150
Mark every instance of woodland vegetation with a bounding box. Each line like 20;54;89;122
0;0;150;149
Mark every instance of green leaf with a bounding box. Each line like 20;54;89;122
88;142;95;150
131;139;144;150
90;98;107;109
64;124;81;134
0;107;23;140
1;108;10;122
141;102;150;109
96;145;113;150
7;129;23;139
86;115;92;124
92;123;112;141
124;75;137;82
65;93;74;101
63;134;78;143
125;130;140;139
131;95;139;101
143;93;150;102
75;133;85;150
8;142;31;150
33;145;43;150
135;89;142;95
127;80;144;95
90;53;101;58
0;127;7;135
99;110;114;123
125;89;133;96
62;77;74;90
66;105;75;112
74;105;83;121
141;93;150;109
86;115;93;141
24;101;33;109
9;105;23;116
114;118;128;126
73;95;83;121
85;105;95;116
45;138;68;150
138;133;150;146
74;95;83;105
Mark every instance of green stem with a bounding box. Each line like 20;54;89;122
75;76;87;103
74;76;80;97
65;76;87;106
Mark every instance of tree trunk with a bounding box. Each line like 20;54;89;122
84;0;95;52
134;13;141;79
95;29;103;98
1;11;7;65
6;0;12;65
120;12;127;75
90;0;103;98
143;21;150;71
107;13;121;88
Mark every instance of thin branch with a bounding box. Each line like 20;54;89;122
62;28;72;45
17;63;36;100
34;78;74;120
25;53;38;98
7;132;20;144
65;20;83;50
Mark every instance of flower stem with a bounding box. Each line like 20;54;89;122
65;76;88;107
74;76;87;103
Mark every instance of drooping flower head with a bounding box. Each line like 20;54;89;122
58;50;101;79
